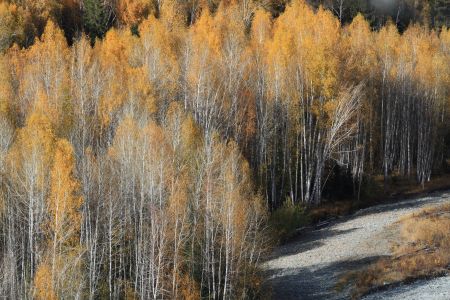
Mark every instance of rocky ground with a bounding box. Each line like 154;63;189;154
263;191;450;299
362;276;450;300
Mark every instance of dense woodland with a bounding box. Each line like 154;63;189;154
0;0;449;299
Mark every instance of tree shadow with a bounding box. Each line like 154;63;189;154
353;191;449;218
265;255;388;300
271;227;361;258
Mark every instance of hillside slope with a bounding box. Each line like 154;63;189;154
264;191;450;299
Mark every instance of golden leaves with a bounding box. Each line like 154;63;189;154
0;54;12;115
343;14;376;81
191;10;221;57
251;9;272;46
7;99;55;189
159;0;186;31
0;2;30;51
117;0;151;27
266;0;340;111
96;29;132;126
178;273;201;300
34;262;57;300
20;20;70;129
48;138;82;246
139;15;179;102
181;115;201;153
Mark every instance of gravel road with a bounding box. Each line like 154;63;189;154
263;191;450;299
362;276;450;300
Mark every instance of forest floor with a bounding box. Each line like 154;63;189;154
263;190;450;299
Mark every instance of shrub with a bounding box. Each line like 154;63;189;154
269;200;310;243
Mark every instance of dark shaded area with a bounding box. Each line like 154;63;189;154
323;164;355;201
272;227;360;257
266;256;387;299
307;0;450;31
351;191;447;218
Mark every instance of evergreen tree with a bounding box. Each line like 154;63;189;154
82;0;112;42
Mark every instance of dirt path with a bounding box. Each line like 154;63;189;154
263;191;450;299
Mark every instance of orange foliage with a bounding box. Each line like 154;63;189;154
48;139;83;247
7;98;55;187
34;262;57;300
268;0;340;110
96;28;134;126
0;2;31;51
117;0;151;26
22;20;70;129
343;14;377;81
251;9;272;46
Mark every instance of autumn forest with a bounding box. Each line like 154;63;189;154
0;0;449;299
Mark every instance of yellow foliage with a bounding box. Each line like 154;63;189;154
128;67;158;115
99;28;129;64
168;179;189;222
2;3;449;299
97;28;135;126
7;98;55;188
48;139;83;247
375;21;400;79
35;252;84;300
0;54;12;115
23;20;70;129
251;9;272;46
143;121;172;164
191;11;222;58
159;0;186;31
181;115;201;152
344;13;377;81
34;262;57;300
0;2;30;51
139;16;179;101
107;115;139;163
117;0;151;26
178;273;200;300
268;0;340;113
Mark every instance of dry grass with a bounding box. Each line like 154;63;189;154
338;203;450;299
388;174;450;197
309;200;353;223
